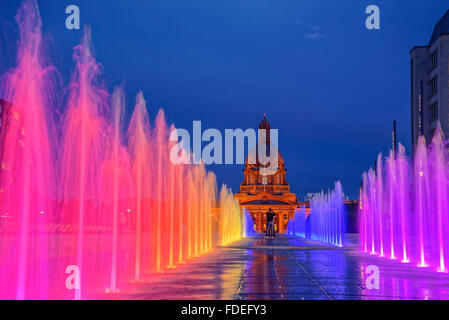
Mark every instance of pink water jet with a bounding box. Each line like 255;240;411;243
128;91;152;281
0;0;249;299
0;0;56;300
59;27;112;300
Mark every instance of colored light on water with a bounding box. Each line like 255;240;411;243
417;264;429;268
288;182;346;247
359;133;449;274
0;0;249;300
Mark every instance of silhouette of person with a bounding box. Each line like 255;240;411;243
265;208;276;239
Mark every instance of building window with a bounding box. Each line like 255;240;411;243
430;50;438;70
284;214;287;220
430;76;438;97
429;102;438;121
262;176;267;185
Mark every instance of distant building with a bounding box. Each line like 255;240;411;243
304;193;320;203
304;192;349;203
234;116;303;234
0;99;11;168
410;9;449;153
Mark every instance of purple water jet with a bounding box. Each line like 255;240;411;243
288;182;346;247
360;125;449;272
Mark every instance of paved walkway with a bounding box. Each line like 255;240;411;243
112;235;449;300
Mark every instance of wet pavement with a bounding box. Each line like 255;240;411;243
111;235;449;300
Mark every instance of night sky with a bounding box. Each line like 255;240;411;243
1;0;448;199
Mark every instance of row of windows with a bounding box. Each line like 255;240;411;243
430;50;438;70
430;76;438;97
429;102;438;121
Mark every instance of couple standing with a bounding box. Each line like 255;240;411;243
265;208;276;239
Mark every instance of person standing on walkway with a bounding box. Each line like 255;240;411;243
265;208;276;239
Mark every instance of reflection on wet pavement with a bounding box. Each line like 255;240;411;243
112;235;449;300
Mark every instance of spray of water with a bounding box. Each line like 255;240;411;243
288;182;346;247
0;0;249;299
360;125;449;272
0;0;56;300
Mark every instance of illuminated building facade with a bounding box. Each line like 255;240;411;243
234;116;301;234
410;9;449;153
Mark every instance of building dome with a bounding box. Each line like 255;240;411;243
245;145;284;168
245;115;285;176
430;9;449;45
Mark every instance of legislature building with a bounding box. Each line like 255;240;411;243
234;116;302;234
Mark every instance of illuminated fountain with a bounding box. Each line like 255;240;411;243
128;91;152;282
288;206;307;238
0;0;56;300
218;185;243;246
0;0;249;300
103;87;132;293
243;209;255;237
288;182;346;247
58;27;114;300
309;182;346;247
360;126;449;272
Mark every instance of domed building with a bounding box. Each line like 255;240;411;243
234;116;300;234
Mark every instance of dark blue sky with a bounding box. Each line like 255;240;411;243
1;0;448;199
